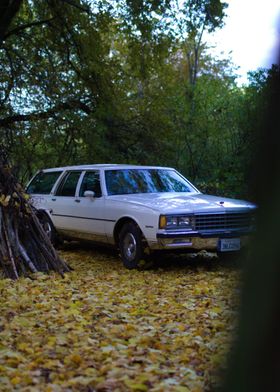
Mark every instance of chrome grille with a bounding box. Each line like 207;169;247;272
194;212;254;231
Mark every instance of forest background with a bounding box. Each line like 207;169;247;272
0;0;276;199
1;2;280;391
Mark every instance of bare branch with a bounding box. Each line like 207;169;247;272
0;100;92;127
0;46;15;106
0;0;23;44
4;18;56;40
61;0;90;14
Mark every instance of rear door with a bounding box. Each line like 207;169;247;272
50;170;83;236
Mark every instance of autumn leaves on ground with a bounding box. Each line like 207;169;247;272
0;245;240;392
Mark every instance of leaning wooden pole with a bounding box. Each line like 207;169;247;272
0;147;70;279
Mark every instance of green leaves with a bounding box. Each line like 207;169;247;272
0;0;262;200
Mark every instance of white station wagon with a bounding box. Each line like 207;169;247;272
26;164;256;268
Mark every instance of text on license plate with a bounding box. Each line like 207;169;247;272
218;238;241;252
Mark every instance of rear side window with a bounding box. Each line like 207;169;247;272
56;171;82;197
79;171;102;198
26;171;62;194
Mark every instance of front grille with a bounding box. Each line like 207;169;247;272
194;212;254;231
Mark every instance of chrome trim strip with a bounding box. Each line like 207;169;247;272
157;228;253;239
52;213;116;223
154;235;251;251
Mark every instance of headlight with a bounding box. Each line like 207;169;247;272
159;215;192;230
178;216;191;227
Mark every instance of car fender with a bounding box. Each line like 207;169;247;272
112;210;159;246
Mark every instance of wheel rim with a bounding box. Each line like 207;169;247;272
123;232;137;261
42;220;52;239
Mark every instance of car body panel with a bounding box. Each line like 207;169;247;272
105;193;254;214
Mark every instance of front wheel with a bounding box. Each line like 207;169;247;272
119;222;145;269
217;250;241;264
218;247;249;265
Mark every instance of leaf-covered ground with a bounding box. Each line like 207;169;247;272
0;244;241;391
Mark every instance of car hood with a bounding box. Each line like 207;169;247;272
108;192;256;213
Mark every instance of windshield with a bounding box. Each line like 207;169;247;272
105;169;198;196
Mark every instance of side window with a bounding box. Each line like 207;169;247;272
56;171;82;197
79;171;102;198
26;171;63;194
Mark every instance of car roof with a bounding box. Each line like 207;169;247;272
40;164;175;172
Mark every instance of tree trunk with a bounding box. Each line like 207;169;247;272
0;146;70;279
222;65;280;391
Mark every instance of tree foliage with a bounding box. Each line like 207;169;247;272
0;0;269;199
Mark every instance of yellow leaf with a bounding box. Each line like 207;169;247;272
47;336;57;346
0;195;10;207
11;376;21;386
66;354;82;366
17;342;28;351
125;380;148;391
174;387;191;392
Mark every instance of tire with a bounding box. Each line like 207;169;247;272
217;250;240;263
38;212;57;245
119;222;145;269
218;248;249;265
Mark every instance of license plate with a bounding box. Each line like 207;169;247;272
218;238;241;252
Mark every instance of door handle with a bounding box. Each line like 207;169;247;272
51;198;56;201
74;199;80;203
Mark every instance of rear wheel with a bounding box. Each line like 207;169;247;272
37;213;57;245
119;222;145;269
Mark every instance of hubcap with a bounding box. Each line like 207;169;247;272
123;232;137;261
42;220;52;239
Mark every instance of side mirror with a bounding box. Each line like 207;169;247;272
84;190;95;198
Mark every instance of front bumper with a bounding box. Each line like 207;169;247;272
153;229;252;251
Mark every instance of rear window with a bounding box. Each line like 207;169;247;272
79;171;102;197
26;171;62;194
